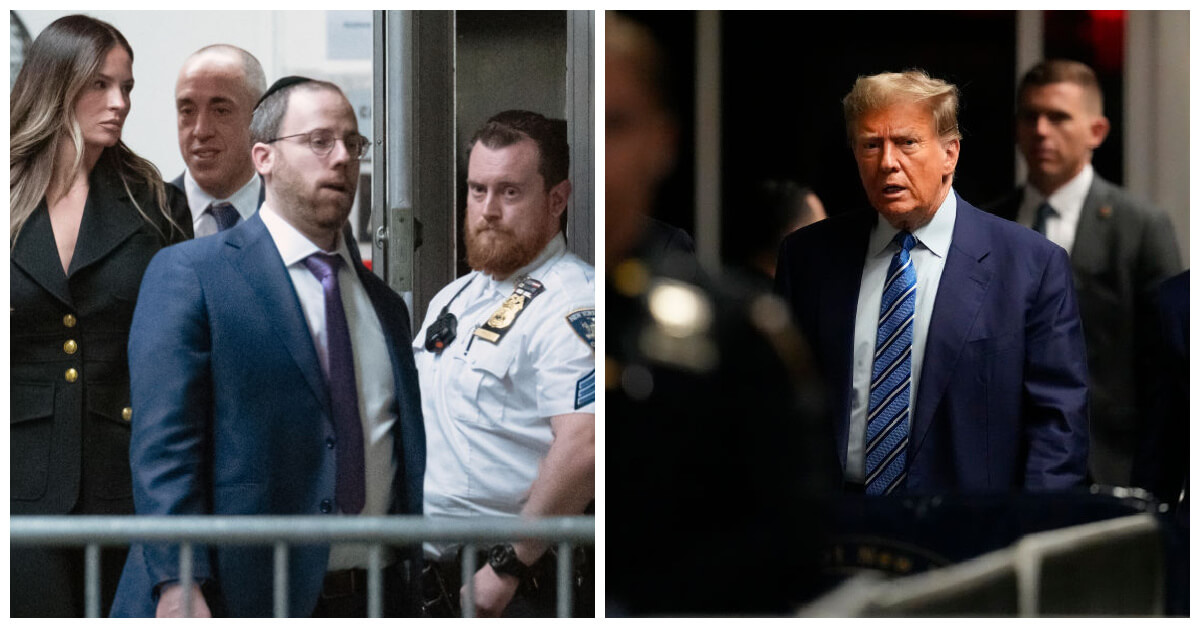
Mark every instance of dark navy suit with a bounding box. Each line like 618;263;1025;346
776;194;1089;493
110;213;424;617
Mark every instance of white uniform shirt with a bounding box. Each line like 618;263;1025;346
183;170;260;237
846;190;956;483
260;205;397;570
1016;163;1093;255
414;234;596;560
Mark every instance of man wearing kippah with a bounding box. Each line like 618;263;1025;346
112;77;424;618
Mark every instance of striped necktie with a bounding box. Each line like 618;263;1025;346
865;231;916;496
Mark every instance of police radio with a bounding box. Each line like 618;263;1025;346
424;307;457;353
423;276;475;354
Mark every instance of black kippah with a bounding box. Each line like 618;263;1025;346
255;75;314;110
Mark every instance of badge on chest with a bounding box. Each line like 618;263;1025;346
473;276;546;344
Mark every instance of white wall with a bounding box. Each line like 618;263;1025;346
16;10;372;183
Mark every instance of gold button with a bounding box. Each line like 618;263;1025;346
121;407;132;422
63;339;78;355
63;314;77;328
64;368;79;383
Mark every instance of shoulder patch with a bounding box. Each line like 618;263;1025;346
566;308;595;350
575;369;596;409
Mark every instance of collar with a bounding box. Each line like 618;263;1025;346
868;187;957;259
481;233;567;295
259;202;353;269
184;169;261;222
1022;163;1093;220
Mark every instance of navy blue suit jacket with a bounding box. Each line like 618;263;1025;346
111;213;424;617
776;194;1088;493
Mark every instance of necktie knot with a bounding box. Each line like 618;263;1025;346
894;231;916;254
208;201;241;232
1033;201;1057;235
303;252;343;283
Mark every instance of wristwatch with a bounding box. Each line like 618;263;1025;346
487;543;531;580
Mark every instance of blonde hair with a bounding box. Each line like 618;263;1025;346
842;69;961;144
10;14;183;249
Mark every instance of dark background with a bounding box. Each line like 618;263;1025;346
617;10;1127;262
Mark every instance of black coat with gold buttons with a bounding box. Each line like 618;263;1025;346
10;156;192;516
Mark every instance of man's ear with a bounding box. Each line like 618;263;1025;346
942;137;961;176
547;179;572;219
1088;114;1111;150
251;142;274;176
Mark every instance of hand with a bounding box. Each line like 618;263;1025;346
156;582;212;618
460;564;518;618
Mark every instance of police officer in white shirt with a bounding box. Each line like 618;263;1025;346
413;111;595;617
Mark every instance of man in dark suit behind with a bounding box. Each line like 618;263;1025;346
111;78;424;617
776;70;1089;495
171;45;267;235
987;60;1181;487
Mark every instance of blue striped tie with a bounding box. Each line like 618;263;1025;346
865;231;916;496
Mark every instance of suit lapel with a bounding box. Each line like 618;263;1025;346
1069;176;1114;274
67;165;146;277
226;214;331;410
11;201;73;307
824;211;874;467
910;196;993;459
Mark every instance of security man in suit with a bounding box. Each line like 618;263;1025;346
988;59;1182;487
171;44;266;235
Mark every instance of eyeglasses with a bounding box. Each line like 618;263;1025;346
267;129;370;160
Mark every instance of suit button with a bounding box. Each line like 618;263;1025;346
63;339;78;355
320;499;333;513
63;314;77;328
326;437;336;449
122;407;133;422
64;368;79;383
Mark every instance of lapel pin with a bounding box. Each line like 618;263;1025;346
1098;206;1112;219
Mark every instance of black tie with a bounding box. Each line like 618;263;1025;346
1032;201;1057;235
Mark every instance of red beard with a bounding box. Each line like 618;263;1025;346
465;223;543;277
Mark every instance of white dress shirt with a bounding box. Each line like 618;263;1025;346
1016;163;1093;255
846;190;957;483
260;205;396;570
183;170;261;237
413;234;596;560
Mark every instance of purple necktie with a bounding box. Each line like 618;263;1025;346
303;252;365;514
208;201;241;231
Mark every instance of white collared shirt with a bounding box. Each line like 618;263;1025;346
846;190;957;483
183;170;261;238
413;234;596;560
1016;163;1093;255
259;205;396;571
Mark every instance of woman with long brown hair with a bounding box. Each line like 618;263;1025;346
10;14;192;616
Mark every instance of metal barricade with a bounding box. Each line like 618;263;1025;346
10;515;594;618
